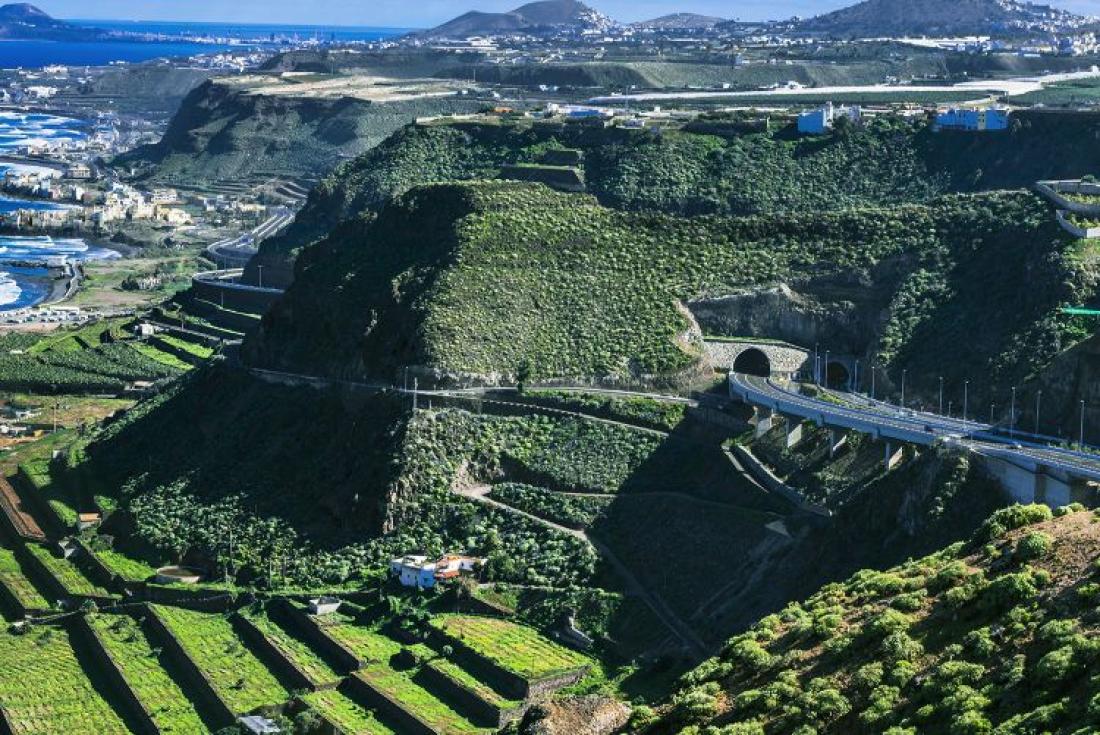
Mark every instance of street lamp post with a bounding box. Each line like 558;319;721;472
257;265;264;289
1010;387;1017;437
814;343;819;385
825;351;830;388
939;376;944;415
1080;400;1087;451
1035;391;1042;436
963;380;969;423
990;402;996;425
871;366;876;400
853;360;860;392
901;369;907;408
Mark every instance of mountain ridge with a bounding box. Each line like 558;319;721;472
795;0;1085;37
417;0;615;38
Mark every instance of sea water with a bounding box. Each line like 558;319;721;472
0;235;119;310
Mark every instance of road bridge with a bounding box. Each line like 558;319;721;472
730;373;1100;507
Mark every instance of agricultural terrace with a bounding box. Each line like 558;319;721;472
271;180;1076;397
24;543;115;599
0;626;130;734
91;546;160;583
0;547;49;613
301;689;397;735
355;665;491;735
240;608;342;687
19;455;80;528
425;656;523;710
151;605;290;714
431;614;592;680
87;613;208;734
0;322;186;394
313;612;403;664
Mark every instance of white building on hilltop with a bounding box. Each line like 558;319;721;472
389;554;484;589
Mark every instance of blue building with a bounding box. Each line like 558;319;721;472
934;106;1011;132
797;102;861;135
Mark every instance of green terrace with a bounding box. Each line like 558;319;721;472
86;613;209;734
24;543;117;602
149;604;291;716
0;626;131;735
430;614;592;682
239;607;343;689
301;688;397;735
0;546;49;615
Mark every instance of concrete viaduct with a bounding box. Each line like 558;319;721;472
729;371;1100;508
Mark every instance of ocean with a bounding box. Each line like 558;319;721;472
0;22;408;69
0;235;119;311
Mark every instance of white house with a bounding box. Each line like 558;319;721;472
390;554;484;589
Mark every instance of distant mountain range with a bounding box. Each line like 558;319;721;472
0;3;107;41
794;0;1086;37
632;13;726;30
418;0;1086;40
417;0;614;39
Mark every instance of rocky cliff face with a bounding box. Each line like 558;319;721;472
117;80;482;187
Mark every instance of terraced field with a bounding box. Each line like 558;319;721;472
87;614;209;734
431;614;592;680
313;612;403;664
0;626;131;735
355;665;492;735
24;543;116;600
150;605;290;715
302;688;397;735
241;608;342;688
0;547;49;614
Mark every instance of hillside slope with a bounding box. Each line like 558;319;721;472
648;503;1100;734
116;79;482;186
245;181;1088;396
798;0;1082;36
246;111;1100;289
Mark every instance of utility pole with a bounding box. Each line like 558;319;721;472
1080;400;1086;451
1035;391;1042;436
1010;387;1017;437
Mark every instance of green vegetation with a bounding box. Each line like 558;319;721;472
252;180;1083;398
0;547;49;612
24;543;114;599
129;341;194;372
240;607;342;687
431;613;591;681
426;655;522;709
302;689;396;735
355;665;490;735
652;505;1100;734
0;322;183;393
90;546;159;583
87;613;209;734
521;390;687;431
151;604;289;714
158;334;215;360
0;626;130;734
488;483;611;528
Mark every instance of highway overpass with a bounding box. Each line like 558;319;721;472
730;372;1100;507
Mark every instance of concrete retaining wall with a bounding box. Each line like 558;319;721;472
1056;210;1100;239
273;598;360;673
730;444;831;516
231;612;319;692
1036;180;1100;216
344;674;437;735
141;604;236;729
418;661;526;728
70;615;159;735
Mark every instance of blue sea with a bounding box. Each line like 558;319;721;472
0;21;408;69
0;234;119;310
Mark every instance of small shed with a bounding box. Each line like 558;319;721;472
238;715;281;734
309;596;341;616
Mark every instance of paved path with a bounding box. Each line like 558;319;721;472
453;482;709;659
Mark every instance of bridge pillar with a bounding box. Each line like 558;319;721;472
754;407;776;439
884;442;904;471
785;418;803;449
828;429;847;458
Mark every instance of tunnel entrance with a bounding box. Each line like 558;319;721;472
825;362;850;390
733;348;772;378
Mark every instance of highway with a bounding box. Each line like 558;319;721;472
205;211;294;268
730;373;1100;484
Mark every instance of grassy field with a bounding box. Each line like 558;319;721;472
69;254;202;310
430;614;591;681
314;613;403;664
356;665;490;735
88;613;209;734
0;626;131;734
240;608;342;687
24;543;114;599
151;605;289;715
91;547;160;584
302;689;397;735
0;546;49;613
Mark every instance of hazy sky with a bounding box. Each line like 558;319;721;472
34;0;1100;27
